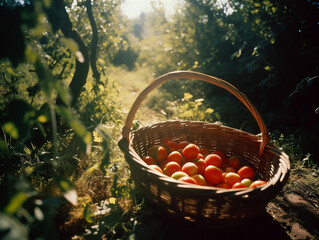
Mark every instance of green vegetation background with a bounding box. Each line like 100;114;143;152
0;0;318;239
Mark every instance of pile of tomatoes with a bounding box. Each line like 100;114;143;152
142;139;267;189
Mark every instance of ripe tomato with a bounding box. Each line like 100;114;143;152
204;165;223;185
179;176;197;184
214;150;227;162
148;145;168;163
194;158;207;175
232;182;247;189
142;156;155;165
192;174;207;186
164;161;181;177
171;171;188;180
224;167;237;173
182;162;198;176
167;151;182;164
165;140;179;152
177;141;190;149
238;166;255;180
157;146;168;163
222;172;227;183
224;172;241;187
241;178;253;187
205;154;223;168
182;143;200;161
228;155;242;170
149;165;163;174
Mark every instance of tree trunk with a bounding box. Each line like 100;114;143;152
51;0;90;106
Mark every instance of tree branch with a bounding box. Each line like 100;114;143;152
86;0;101;83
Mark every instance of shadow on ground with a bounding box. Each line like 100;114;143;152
132;201;291;240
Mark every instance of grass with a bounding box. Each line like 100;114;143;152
106;65;167;126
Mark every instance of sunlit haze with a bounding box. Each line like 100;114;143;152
121;0;180;19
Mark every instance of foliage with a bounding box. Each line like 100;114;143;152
134;0;319;160
1;0;319;239
0;0;126;239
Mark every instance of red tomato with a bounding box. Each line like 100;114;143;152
232;182;247;189
182;162;198;176
177;141;190;149
182;143;200;161
192;174;207;186
204;165;223;185
213;150;227;161
228;155;242;170
142;156;155;165
167;151;182;165
224;172;241;187
238;166;255;180
148;145;168;163
194;158;207;175
165;140;179;152
179;176;197;184
164;162;181;177
205;154;223;168
149;165;163;174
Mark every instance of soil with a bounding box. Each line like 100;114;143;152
265;167;319;240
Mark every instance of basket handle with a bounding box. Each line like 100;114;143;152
121;71;270;156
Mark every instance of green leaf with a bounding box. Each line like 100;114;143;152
5;192;29;214
179;110;194;119
264;65;271;71
60;37;85;63
205;108;214;114
55;81;72;106
37;115;48;123
95;124;111;142
56;106;92;152
235;49;242;58
100;148;110;175
24;147;31;155
183;93;193;100
255;18;261;25
57;178;78;206
83;204;95;223
272;6;276;13
3;122;19;139
71;120;92;145
263;0;271;6
60;37;79;55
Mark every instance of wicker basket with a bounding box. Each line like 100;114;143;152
118;71;290;225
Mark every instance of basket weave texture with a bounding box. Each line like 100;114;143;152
118;71;290;225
